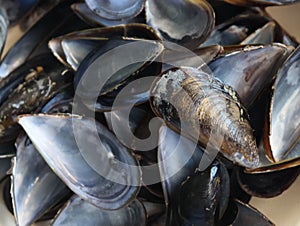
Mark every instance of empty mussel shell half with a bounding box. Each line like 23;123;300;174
150;66;259;168
52;196;146;226
18;114;141;210
266;46;300;163
145;0;215;49
85;0;145;20
71;2;145;27
12;134;71;226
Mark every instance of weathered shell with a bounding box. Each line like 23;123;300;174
145;0;215;49
207;44;291;108
52;196;146;226
0;54;72;142
85;0;145;20
12;135;71;226
150;67;259;168
18;114;141;210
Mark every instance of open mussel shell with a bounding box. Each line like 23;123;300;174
238;165;300;198
178;161;230;225
74;38;163;111
224;0;300;6
71;2;145;27
18;114;141;210
0;177;15;226
12;134;71;226
49;23;161;70
52;196;146;226
207;44;291;108
145;0;215;49
150;67;259;168
266;46;300;163
85;0;145;21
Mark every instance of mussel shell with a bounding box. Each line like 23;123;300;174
12;135;71;226
178;161;230;225
49;23;161;70
207;44;290;108
71;2;145;27
52;196;146;226
233;200;275;225
150;67;259;168
202;12;283;46
266;46;300;162
162;44;223;71
85;0;145;20
0;54;66;106
238;165;300;198
0;0;38;25
0;8;8;56
229;167;252;203
0;54;72;142
240;21;276;45
0;0;88;81
145;0;215;49
159;125;203;225
40;85;74;114
74;38;163;111
18;114;141;210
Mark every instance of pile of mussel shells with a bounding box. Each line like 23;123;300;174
0;0;299;225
